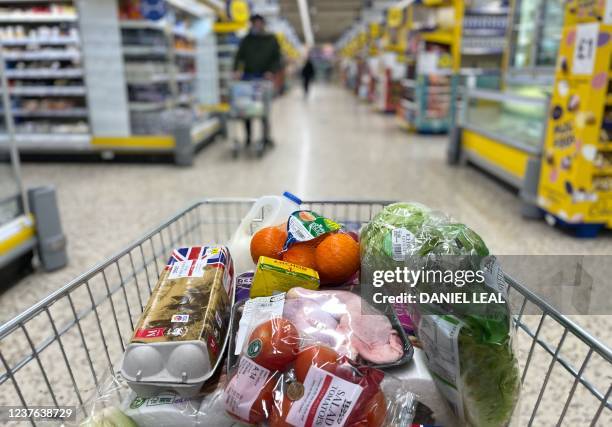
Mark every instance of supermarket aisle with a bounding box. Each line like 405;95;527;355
2;84;612;321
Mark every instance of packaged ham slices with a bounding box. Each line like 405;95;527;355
222;316;418;427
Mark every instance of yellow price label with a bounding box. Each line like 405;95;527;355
388;7;402;28
359;32;367;43
231;0;250;23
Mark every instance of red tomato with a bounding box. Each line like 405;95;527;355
226;370;278;424
247;318;300;371
294;345;340;383
348;389;387;427
269;393;293;427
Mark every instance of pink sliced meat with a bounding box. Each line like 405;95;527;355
282;298;341;348
338;315;404;364
286;287;404;364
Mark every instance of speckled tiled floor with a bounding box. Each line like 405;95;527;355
1;85;610;425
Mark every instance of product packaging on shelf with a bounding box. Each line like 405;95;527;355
223;310;418;427
120;246;234;398
360;202;520;427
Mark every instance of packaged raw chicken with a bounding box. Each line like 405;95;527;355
229;290;412;368
283;287;410;366
223;317;418;427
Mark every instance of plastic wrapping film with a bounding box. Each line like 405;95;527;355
227;288;413;370
360;202;520;427
76;370;247;427
246;210;361;288
222;309;418;426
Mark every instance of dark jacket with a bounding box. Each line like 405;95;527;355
234;33;282;75
301;60;315;81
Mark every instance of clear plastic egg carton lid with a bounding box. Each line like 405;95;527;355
121;340;220;398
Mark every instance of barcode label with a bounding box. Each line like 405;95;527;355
481;256;508;296
224;357;271;421
288;217;312;241
392;228;414;261
418;315;465;420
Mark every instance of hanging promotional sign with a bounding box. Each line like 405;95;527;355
230;0;250;23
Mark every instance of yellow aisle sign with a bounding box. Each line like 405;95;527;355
231;0;250;23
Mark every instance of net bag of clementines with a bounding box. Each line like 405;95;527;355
248;210;362;287
222;313;418;426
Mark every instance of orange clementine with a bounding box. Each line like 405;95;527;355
315;233;360;284
303;234;326;247
282;243;318;270
250;226;287;264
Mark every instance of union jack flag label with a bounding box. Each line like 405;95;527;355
165;246;228;278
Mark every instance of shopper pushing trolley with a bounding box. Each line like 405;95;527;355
230;14;282;157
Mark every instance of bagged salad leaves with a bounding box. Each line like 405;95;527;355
360;203;520;427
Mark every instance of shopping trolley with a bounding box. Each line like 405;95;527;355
227;80;274;158
0;199;610;426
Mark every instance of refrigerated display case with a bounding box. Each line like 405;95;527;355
394;0;464;134
507;0;564;85
0;151;33;273
451;0;612;236
456;88;548;189
449;0;563;210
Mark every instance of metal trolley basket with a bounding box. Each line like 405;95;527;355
0;200;610;426
227;80;274;158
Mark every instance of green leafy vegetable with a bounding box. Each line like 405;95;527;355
360;203;520;427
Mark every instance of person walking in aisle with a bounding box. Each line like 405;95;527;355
301;57;315;98
233;14;282;147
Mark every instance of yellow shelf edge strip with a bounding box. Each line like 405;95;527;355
91;136;175;149
214;21;248;33
0;215;35;256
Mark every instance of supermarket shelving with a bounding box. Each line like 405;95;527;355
214;28;241;106
0;0;90;149
393;0;465;134
0;0;225;164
